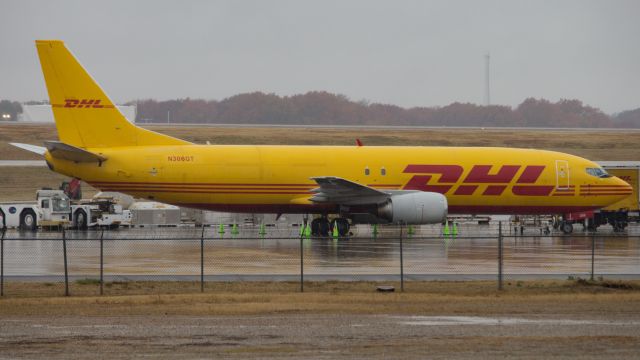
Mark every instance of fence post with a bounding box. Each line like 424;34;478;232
200;224;205;293
63;229;69;296
100;229;104;296
300;218;306;293
498;221;503;291
1;227;5;297
590;235;595;281
399;223;404;292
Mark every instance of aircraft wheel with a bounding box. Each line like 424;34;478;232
318;218;330;237
310;218;321;236
561;221;573;234
333;218;350;236
19;210;37;231
74;209;88;230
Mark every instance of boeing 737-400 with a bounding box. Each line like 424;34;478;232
10;40;633;235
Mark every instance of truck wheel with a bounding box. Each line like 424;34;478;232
74;209;88;230
561;221;573;234
20;210;37;231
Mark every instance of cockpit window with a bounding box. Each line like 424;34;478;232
586;167;611;178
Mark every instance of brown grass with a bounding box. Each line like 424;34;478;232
0;167;98;201
2;123;640;160
2;280;640;316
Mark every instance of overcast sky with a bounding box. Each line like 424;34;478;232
1;0;638;114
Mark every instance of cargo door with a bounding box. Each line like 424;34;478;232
555;160;570;190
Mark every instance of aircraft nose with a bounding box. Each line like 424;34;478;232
610;176;633;198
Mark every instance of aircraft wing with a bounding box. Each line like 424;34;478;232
310;176;390;205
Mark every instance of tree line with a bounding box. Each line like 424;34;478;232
133;92;639;128
2;94;639;128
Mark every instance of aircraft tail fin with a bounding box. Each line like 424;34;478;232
35;40;189;148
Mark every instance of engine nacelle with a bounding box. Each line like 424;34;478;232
378;192;448;225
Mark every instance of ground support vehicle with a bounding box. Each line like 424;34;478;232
0;190;130;230
0;189;71;230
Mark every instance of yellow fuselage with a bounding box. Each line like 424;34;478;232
46;145;632;215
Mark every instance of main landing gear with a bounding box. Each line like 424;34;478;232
310;216;350;237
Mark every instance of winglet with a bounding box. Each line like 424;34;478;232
356;139;363;147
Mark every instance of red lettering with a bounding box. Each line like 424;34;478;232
516;166;545;183
403;165;464;194
78;99;95;108
454;185;478;195
64;99;79;108
483;185;507;195
92;99;104;108
464;165;520;183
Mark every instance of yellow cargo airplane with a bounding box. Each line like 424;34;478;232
10;40;633;235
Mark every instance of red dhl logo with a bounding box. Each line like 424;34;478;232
64;99;106;108
402;164;554;196
619;176;632;181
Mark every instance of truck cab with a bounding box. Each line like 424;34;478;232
35;189;72;228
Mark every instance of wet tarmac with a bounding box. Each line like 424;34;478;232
1;223;639;280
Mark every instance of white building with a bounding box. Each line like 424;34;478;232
19;104;137;123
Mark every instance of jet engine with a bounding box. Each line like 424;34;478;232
378;192;448;225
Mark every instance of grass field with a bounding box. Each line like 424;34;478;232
2;123;640;160
2;279;639;316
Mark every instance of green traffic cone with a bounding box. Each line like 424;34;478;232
218;223;225;235
407;225;415;236
304;223;311;237
443;220;450;236
259;223;266;236
332;223;339;238
372;223;378;237
231;223;239;235
452;222;458;236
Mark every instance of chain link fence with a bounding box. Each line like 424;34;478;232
1;223;639;297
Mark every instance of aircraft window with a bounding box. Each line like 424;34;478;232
586;167;611;178
364;167;370;176
381;167;386;176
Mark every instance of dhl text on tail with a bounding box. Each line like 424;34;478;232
11;40;633;235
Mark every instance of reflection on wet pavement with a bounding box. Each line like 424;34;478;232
1;223;639;277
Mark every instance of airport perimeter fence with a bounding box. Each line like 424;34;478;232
1;222;639;297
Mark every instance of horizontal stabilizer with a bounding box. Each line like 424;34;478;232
44;141;107;163
9;143;47;155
